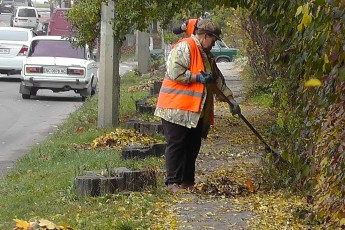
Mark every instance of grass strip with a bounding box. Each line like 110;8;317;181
0;71;178;229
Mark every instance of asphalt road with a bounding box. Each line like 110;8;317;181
0;7;76;178
0;60;138;178
0;79;84;177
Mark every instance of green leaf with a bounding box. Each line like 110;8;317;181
302;165;310;177
314;0;326;5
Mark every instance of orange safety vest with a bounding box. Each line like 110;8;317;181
186;19;198;38
156;37;205;113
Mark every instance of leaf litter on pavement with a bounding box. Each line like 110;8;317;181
172;101;320;229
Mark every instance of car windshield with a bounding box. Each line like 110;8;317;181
217;40;228;48
28;40;85;59
18;9;36;17
0;30;28;41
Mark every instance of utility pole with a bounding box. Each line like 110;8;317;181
97;1;121;128
136;30;150;74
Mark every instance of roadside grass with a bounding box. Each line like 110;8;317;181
0;71;175;229
246;92;273;107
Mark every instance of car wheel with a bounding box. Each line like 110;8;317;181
81;96;87;102
22;94;30;99
30;88;38;96
216;57;230;63
91;78;97;96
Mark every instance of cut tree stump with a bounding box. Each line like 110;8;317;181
139;121;163;136
150;81;162;95
122;169;157;191
125;119;141;130
99;177;125;195
76;176;125;197
125;120;163;136
75;167;157;196
75;176;101;197
137;104;156;115
121;146;155;159
152;143;166;157
135;100;156;115
121;143;166;159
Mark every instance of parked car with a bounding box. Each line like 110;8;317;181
10;6;40;29
0;27;35;76
47;8;74;36
0;0;14;13
211;40;238;63
20;36;98;100
33;20;49;35
12;0;27;9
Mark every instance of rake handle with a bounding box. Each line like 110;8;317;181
199;70;275;154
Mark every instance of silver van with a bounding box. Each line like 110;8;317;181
10;6;40;29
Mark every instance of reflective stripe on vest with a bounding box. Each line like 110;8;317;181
186;19;197;37
156;37;205;113
157;80;204;112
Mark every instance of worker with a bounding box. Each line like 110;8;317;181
155;19;241;193
173;12;211;38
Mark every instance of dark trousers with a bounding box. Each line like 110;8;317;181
162;119;203;185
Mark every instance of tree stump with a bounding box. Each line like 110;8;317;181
150;81;162;95
152;143;166;157
125;119;141;130
76;176;125;197
75;176;101;197
136;104;156;115
139;121;163;136
122;169;157;191
121;146;155;159
75;167;157;196
99;177;125;195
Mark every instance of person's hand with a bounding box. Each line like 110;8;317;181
196;72;214;84
229;99;241;115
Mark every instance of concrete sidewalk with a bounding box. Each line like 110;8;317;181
174;60;257;230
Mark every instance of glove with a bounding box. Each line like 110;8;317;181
196;72;214;84
229;99;241;115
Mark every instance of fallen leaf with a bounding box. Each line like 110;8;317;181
14;219;29;229
39;219;57;229
305;78;322;87
246;178;256;192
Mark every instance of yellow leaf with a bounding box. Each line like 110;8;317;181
14;219;29;229
170;218;177;229
305;78;322;87
297;23;303;32
38;219;57;229
340;218;345;225
302;13;312;27
295;6;303;17
324;53;329;63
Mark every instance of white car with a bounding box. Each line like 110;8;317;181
0;27;35;77
11;6;40;29
19;36;98;100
